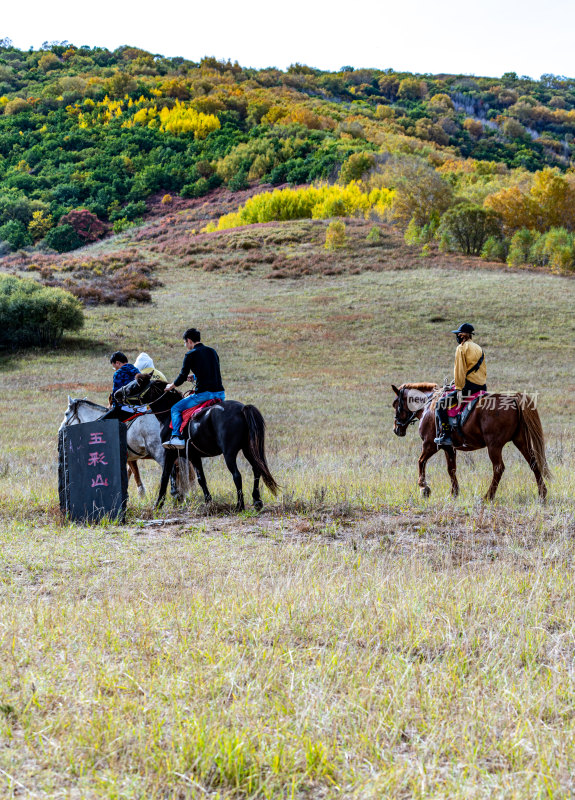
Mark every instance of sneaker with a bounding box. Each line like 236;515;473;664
168;436;186;449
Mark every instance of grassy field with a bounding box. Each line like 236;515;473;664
1;220;575;797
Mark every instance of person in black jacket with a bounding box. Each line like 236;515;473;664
164;328;226;449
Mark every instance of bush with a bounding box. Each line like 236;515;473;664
438;205;502;256
507;228;539;267
366;226;382;244
228;170;249;192
113;217;136;234
44;224;82;252
325;221;346;250
405;217;438;246
28;210;53;241
206;183;395;231
481;236;508;262
109;201;146;222
529;228;575;271
181;178;210;198
0;275;84;347
0;219;32;250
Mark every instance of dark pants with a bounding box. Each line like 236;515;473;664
436;381;487;435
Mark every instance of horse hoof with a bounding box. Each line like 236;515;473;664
420;486;431;498
253;500;263;511
138;487;146;498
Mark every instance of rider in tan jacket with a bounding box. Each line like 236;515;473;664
435;323;487;447
454;337;487;391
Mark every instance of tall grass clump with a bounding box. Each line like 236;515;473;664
205;182;395;231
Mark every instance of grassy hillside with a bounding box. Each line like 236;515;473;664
1;241;575;796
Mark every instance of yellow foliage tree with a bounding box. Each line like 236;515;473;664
485;168;575;233
484;186;538;233
28;211;53;241
530;168;575;229
158;101;220;138
463;118;483;138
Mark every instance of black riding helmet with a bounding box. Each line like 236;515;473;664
451;323;474;335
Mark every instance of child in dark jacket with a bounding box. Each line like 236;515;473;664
101;351;140;421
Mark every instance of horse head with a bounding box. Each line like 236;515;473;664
117;374;175;408
59;396;107;431
392;383;437;437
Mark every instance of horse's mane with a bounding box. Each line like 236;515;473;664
146;379;183;400
400;382;439;392
72;398;107;410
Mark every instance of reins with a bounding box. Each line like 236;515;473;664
394;389;431;430
394;390;418;430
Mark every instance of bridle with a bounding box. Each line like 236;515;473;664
394;389;421;431
119;381;180;418
68;402;82;425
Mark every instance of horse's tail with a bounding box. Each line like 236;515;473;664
517;395;552;480
242;405;280;496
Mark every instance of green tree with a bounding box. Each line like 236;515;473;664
44;224;82;252
339;152;375;184
0;220;32;250
438;205;502;255
376;158;453;226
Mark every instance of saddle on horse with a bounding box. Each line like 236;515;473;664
170;397;221;437
435;385;487;447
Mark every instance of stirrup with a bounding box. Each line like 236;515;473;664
434;431;453;446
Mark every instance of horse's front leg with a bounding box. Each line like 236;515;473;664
418;441;438;498
156;449;178;509
443;447;459;497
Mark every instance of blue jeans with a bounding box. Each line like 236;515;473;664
171;391;225;436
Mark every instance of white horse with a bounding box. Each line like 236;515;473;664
59;397;193;500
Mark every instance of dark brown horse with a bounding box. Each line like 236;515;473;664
391;382;550;501
121;375;279;510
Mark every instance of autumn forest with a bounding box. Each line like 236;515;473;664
2;39;575;271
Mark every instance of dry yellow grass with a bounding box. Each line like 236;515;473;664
2;510;575;798
1;227;575;796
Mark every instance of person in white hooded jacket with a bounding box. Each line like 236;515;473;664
134;352;168;383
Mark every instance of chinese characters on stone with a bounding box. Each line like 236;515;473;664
88;432;110;487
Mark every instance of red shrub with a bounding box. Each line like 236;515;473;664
60;209;108;243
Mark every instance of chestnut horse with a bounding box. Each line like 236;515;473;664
391;382;550;501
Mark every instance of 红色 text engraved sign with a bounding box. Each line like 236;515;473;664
58;420;128;522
